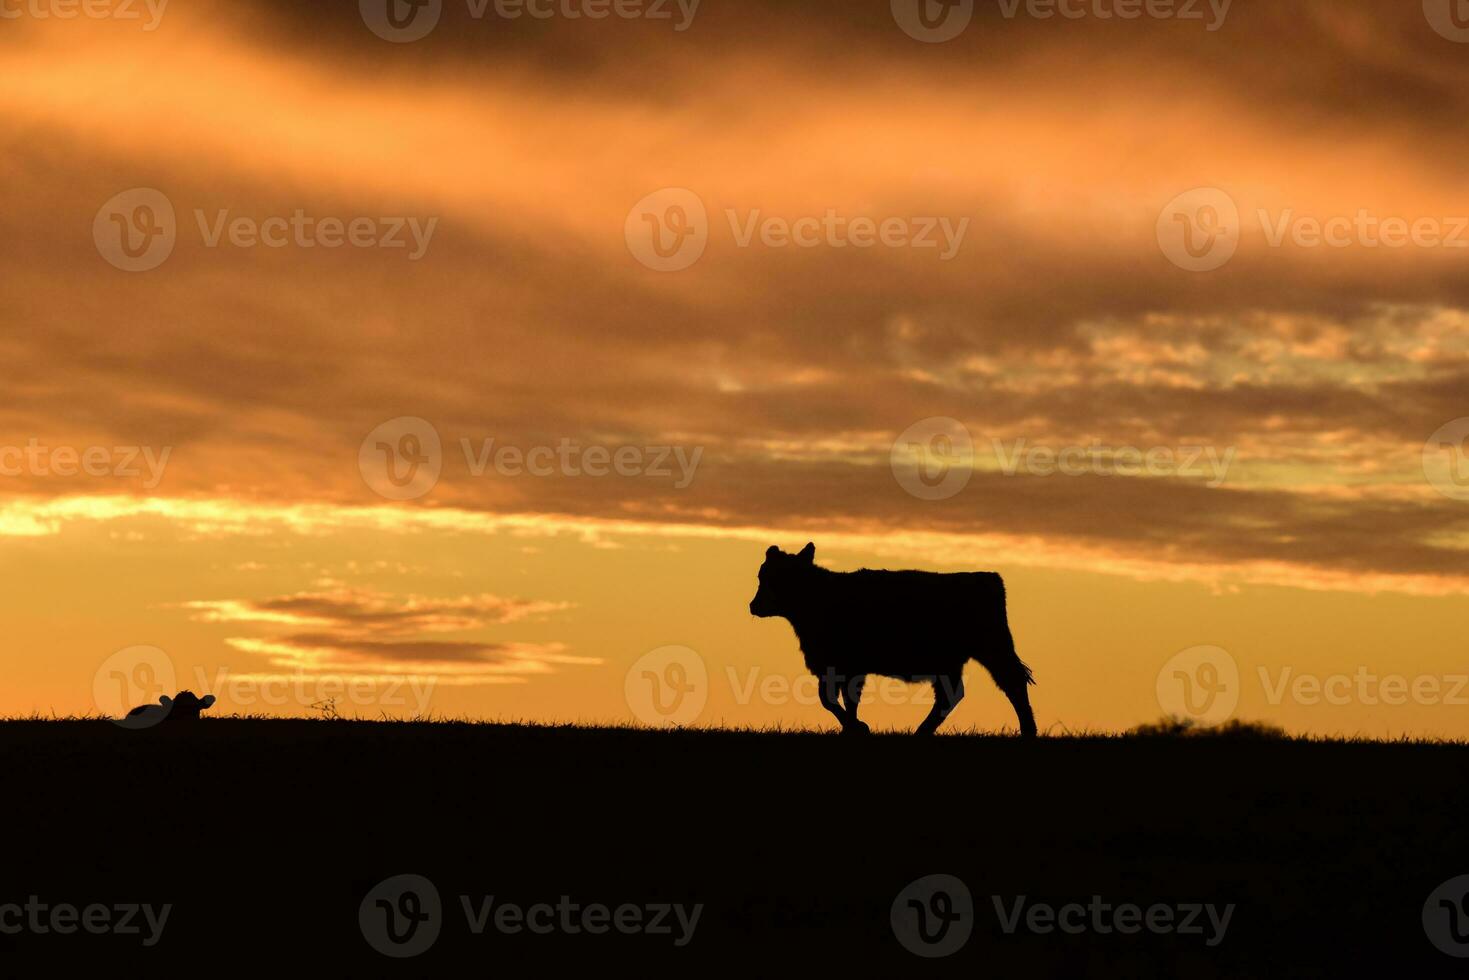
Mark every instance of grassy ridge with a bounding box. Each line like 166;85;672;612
2;720;1467;975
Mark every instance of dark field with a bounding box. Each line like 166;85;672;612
4;720;1469;975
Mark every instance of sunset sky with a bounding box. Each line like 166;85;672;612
2;0;1467;736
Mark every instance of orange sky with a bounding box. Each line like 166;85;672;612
1;0;1467;736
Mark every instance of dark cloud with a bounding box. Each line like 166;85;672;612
3;0;1468;592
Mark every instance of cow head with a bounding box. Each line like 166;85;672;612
749;542;816;618
162;691;216;719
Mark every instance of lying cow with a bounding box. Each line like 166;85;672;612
125;691;216;725
749;543;1037;737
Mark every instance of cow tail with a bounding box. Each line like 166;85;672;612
1000;626;1035;687
1016;655;1036;686
987;576;1034;687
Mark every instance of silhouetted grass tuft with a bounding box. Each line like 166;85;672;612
1130;715;1290;739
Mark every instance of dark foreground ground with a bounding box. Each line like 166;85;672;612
3;720;1469;975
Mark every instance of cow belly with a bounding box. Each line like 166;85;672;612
799;626;973;679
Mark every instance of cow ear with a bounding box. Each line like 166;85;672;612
765;545;779;558
201;694;216;708
798;542;815;563
159;694;173;706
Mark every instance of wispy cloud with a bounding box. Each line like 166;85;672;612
184;585;593;686
183;588;571;634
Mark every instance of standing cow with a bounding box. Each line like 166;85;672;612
749;543;1037;737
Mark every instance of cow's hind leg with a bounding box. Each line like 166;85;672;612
840;674;869;735
915;673;963;736
986;659;1038;738
1000;676;1038;738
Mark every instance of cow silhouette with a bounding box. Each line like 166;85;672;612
749;543;1037;737
126;691;216;724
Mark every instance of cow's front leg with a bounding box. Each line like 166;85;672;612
915;673;964;736
840;674;869;735
816;671;865;734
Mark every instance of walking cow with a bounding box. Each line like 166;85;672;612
748;543;1037;737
